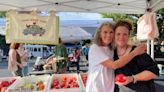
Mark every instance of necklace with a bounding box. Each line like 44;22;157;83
118;45;128;56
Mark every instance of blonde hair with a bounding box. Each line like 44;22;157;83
93;22;115;50
10;43;20;49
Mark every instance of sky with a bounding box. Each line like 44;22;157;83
57;12;103;20
57;12;112;27
42;12;104;20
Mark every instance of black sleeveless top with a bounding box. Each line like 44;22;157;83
114;46;159;92
16;51;22;69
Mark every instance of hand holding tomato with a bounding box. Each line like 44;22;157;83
115;74;134;86
115;74;126;83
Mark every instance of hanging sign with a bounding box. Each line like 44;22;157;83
6;10;59;45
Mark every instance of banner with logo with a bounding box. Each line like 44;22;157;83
6;10;59;45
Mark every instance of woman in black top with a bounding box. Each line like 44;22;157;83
114;20;159;92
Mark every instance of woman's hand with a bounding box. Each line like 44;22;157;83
133;43;147;56
115;76;134;86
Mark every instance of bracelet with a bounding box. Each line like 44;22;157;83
132;75;137;84
131;76;134;83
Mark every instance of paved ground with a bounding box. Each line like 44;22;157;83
0;59;13;77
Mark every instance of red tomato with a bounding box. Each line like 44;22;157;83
62;77;67;82
115;74;126;83
1;81;10;87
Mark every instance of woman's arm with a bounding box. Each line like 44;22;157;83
102;44;146;69
116;70;158;86
130;53;159;83
132;70;157;82
10;50;18;66
116;52;159;85
46;54;55;64
11;50;23;68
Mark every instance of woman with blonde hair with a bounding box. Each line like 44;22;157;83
8;43;23;76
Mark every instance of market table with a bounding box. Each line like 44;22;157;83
28;70;55;75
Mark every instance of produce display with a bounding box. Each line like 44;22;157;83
14;80;45;91
36;80;45;90
8;75;50;92
115;74;126;83
52;76;79;89
0;77;18;92
47;74;83;92
0;73;88;92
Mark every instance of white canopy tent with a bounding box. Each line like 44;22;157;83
0;0;164;58
0;0;163;14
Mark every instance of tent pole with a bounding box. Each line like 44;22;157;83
147;40;150;55
151;39;154;59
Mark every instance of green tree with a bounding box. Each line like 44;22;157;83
0;11;9;56
156;8;164;41
0;11;6;17
0;35;9;56
101;13;127;21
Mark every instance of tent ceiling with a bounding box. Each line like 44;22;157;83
0;0;163;14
